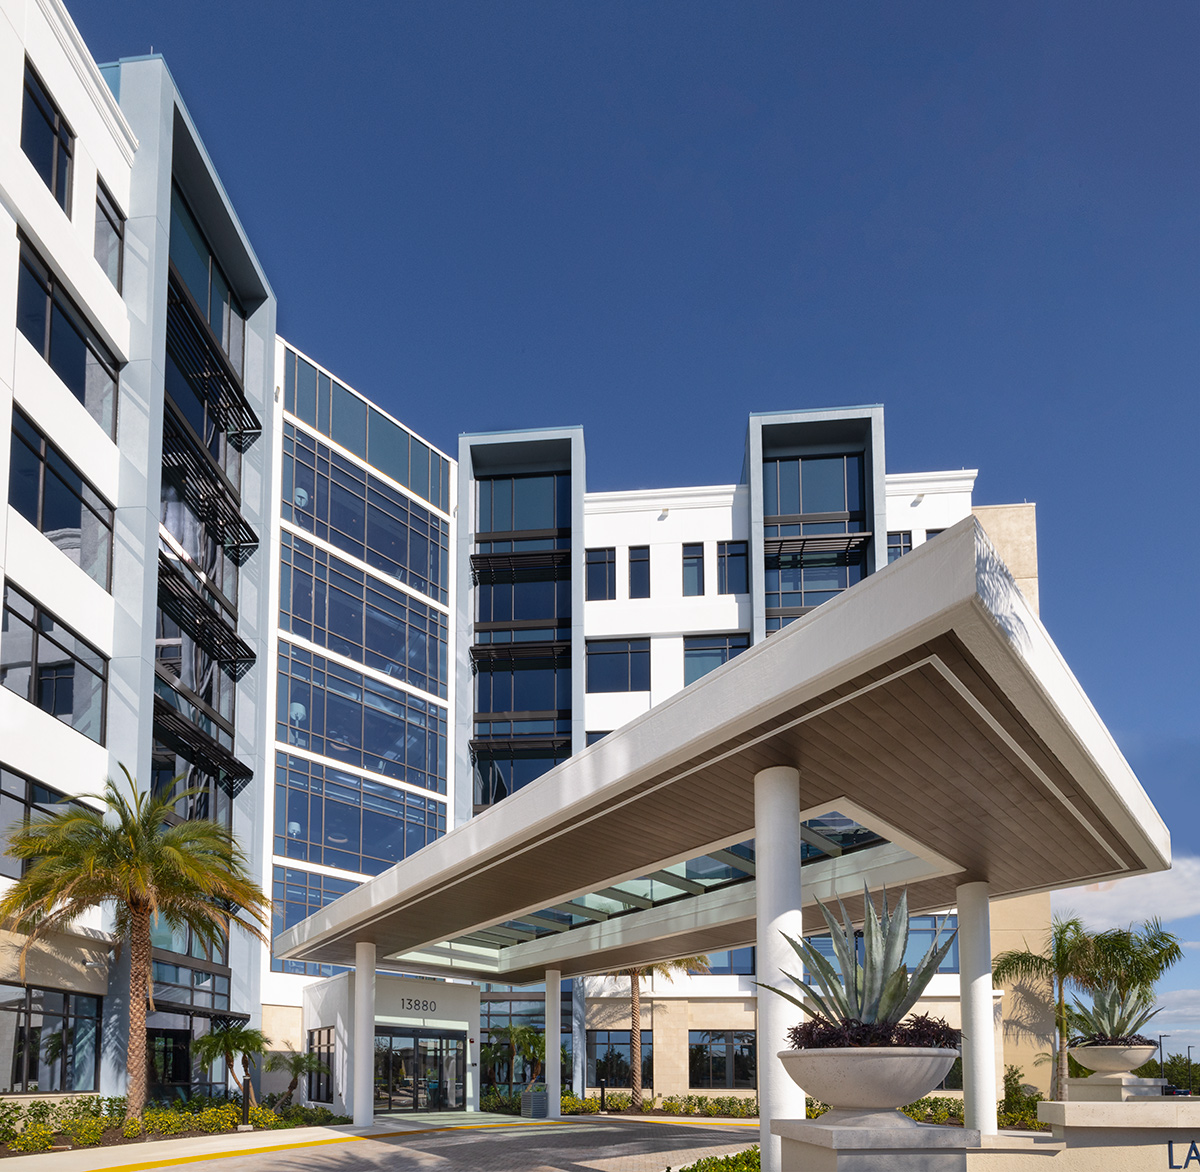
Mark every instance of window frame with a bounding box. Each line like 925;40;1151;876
1;583;108;744
308;1027;335;1102
717;541;748;595
585;548;616;601
94;180;125;293
688;1029;756;1089
585;1029;653;1090
0;982;102;1095
21;59;73;213
682;633;749;686
9;408;114;590
16;239;119;438
887;531;912;563
682;543;705;597
585;638;651;693
628;545;650;599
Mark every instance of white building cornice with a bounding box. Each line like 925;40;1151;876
36;0;139;165
585;483;745;514
886;469;978;496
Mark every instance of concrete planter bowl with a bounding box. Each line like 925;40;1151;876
778;1047;960;1127
1068;1044;1157;1075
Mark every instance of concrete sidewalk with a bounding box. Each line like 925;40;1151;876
0;1114;758;1172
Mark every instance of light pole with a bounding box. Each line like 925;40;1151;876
1159;1034;1171;1094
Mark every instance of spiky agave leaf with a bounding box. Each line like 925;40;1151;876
760;886;960;1033
888;915;959;1023
782;932;852;1020
1071;983;1162;1040
817;898;862;1020
861;887;886;1021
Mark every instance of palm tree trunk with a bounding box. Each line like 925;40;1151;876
283;1075;298;1107
629;968;642;1110
126;910;152;1119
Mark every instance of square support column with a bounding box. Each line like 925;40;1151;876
546;968;561;1117
755;765;806;1172
354;941;376;1127
956;881;997;1136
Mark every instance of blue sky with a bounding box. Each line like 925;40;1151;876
71;2;1199;1054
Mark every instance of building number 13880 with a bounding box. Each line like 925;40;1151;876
401;998;436;1012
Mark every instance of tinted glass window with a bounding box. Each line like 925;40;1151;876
629;546;650;598
332;383;368;459
94;183;123;292
21;62;72;212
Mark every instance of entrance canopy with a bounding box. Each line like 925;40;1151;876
275;519;1169;984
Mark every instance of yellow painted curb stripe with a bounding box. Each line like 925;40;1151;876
56;1116;757;1172
79;1119;572;1172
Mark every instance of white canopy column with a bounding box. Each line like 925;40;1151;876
957;881;997;1136
354;941;376;1127
755;765;806;1172
546;968;561;1118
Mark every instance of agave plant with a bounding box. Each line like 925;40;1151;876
1070;983;1161;1045
758;885;958;1030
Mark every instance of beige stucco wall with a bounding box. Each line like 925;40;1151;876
973;503;1039;616
0;927;110;996
991;890;1055;1095
260;1003;305;1096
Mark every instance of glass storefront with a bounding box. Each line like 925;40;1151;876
373;1027;466;1112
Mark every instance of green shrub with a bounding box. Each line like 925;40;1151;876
275;1103;348;1127
666;1145;760;1172
481;1087;522;1114
197;1104;240;1133
0;1100;22;1145
102;1096;128;1123
249;1104;285;1129
900;1096;963;1124
10;1122;55;1153
144;1108;188;1136
22;1099;57;1130
560;1092;601;1115
605;1091;632;1111
65;1117;106;1147
122;1116;143;1139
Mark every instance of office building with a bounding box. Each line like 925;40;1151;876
0;0;1060;1110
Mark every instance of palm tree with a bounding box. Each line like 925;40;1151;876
608;956;709;1109
993;915;1185;1101
0;769;270;1119
993;916;1098;1101
488;1024;543;1090
265;1043;331;1108
194;1023;270;1106
1090;918;1183;998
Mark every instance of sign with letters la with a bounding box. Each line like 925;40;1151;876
1169;1141;1200;1169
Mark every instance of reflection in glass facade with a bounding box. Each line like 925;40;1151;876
272;866;359;977
279;532;448;699
9;409;113;589
276;643;447;794
586;1030;652;1089
0;986;101;1094
282;349;450;514
0;583;107;743
688;1030;755;1089
274;751;446;874
282;424;450;605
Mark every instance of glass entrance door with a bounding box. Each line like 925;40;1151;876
374;1028;465;1112
419;1035;465;1110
